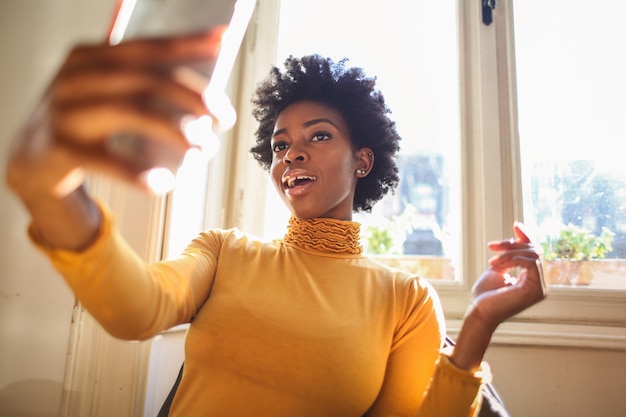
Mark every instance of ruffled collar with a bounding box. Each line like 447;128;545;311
283;216;363;255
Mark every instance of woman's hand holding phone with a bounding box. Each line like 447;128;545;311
7;32;224;201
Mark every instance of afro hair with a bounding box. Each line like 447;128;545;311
250;54;401;212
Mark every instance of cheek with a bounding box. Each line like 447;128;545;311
270;162;283;190
329;155;358;191
341;151;360;176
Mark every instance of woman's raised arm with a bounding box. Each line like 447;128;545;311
6;32;222;251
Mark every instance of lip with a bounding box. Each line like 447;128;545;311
281;168;317;196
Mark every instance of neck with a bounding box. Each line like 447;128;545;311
283;216;363;255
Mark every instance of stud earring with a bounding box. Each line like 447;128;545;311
356;169;365;175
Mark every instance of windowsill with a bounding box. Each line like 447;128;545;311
371;255;626;328
372;255;626;290
446;318;626;351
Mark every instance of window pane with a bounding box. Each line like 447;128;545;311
515;1;626;289
262;0;462;281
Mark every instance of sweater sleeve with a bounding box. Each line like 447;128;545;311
29;200;219;340
416;354;485;417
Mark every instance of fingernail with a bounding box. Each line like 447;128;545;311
515;221;528;233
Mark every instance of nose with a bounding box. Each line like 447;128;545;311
283;146;307;164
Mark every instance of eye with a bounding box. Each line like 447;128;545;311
311;131;331;142
272;141;288;153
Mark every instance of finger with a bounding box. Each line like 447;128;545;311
53;100;192;152
508;258;547;300
64;30;225;73
52;69;209;118
8;135;150;199
489;254;546;294
489;255;535;272
56;142;170;194
489;248;540;267
488;239;535;250
52;103;192;176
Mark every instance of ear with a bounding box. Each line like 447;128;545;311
355;147;374;178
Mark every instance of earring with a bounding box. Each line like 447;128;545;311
356;169;365;175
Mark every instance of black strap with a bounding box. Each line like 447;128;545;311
156;364;184;417
444;336;511;417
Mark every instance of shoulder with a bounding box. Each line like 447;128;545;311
185;227;279;255
372;256;442;309
355;256;439;306
365;256;431;286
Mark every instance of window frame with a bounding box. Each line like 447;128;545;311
494;0;626;330
227;0;626;347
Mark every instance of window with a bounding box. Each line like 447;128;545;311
261;0;463;283
231;0;626;337
514;0;626;290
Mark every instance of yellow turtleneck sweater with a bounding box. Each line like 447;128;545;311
33;203;483;417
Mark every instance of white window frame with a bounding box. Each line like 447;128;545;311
492;0;626;336
229;0;626;348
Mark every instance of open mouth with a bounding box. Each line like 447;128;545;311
283;175;317;189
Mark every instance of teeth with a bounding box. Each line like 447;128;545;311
284;175;316;188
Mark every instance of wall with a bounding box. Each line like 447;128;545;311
0;1;115;416
486;344;626;417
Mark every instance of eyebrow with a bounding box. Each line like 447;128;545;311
272;118;340;138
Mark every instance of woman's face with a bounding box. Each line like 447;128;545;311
270;101;368;221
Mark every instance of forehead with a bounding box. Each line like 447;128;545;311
274;101;349;131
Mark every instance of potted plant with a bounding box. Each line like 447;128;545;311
540;223;615;286
360;205;454;279
361;206;417;256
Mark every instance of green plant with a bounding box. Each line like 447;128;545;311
361;204;420;255
541;223;615;261
363;226;396;255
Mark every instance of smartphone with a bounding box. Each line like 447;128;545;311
106;0;257;193
109;0;257;92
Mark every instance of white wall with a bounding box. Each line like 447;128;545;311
486;344;626;417
0;1;115;416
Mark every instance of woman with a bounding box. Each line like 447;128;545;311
6;35;546;416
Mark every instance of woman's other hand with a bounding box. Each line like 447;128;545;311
451;222;547;371
469;221;547;330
